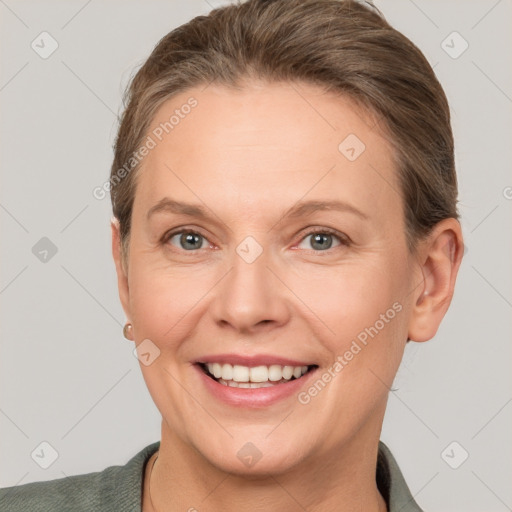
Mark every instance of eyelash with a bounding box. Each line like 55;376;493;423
296;228;351;252
161;227;351;253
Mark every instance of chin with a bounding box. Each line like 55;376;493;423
189;432;309;477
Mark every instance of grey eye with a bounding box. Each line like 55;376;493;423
297;232;343;251
169;231;207;251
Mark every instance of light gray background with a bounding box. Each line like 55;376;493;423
1;1;511;510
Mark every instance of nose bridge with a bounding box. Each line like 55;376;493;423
210;234;289;332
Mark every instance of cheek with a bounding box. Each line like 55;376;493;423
126;265;208;422
308;261;404;333
127;259;218;349
313;259;409;380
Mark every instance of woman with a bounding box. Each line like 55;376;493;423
0;0;464;510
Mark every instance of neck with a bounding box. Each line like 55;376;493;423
145;422;388;512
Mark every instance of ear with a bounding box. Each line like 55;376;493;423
408;218;464;342
111;217;131;322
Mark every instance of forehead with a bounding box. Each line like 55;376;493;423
133;81;401;225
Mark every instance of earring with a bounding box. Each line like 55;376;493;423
123;322;133;340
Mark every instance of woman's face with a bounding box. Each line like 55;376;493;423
114;81;428;474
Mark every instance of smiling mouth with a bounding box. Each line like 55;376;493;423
197;362;318;388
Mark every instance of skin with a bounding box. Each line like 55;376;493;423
111;81;464;512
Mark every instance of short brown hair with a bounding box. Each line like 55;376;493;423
110;0;459;266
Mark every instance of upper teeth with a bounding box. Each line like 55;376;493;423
206;363;308;382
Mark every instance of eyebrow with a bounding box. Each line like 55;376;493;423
284;199;368;221
146;197;368;222
147;198;211;220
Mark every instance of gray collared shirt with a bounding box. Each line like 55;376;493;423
0;440;424;511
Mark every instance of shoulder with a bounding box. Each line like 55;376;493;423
0;441;160;512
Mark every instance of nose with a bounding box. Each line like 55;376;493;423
209;244;291;335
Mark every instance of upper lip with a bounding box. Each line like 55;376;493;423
194;353;316;367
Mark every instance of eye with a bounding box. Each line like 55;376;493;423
296;228;349;251
164;230;211;251
162;228;349;253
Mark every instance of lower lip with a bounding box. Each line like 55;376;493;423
194;364;318;408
